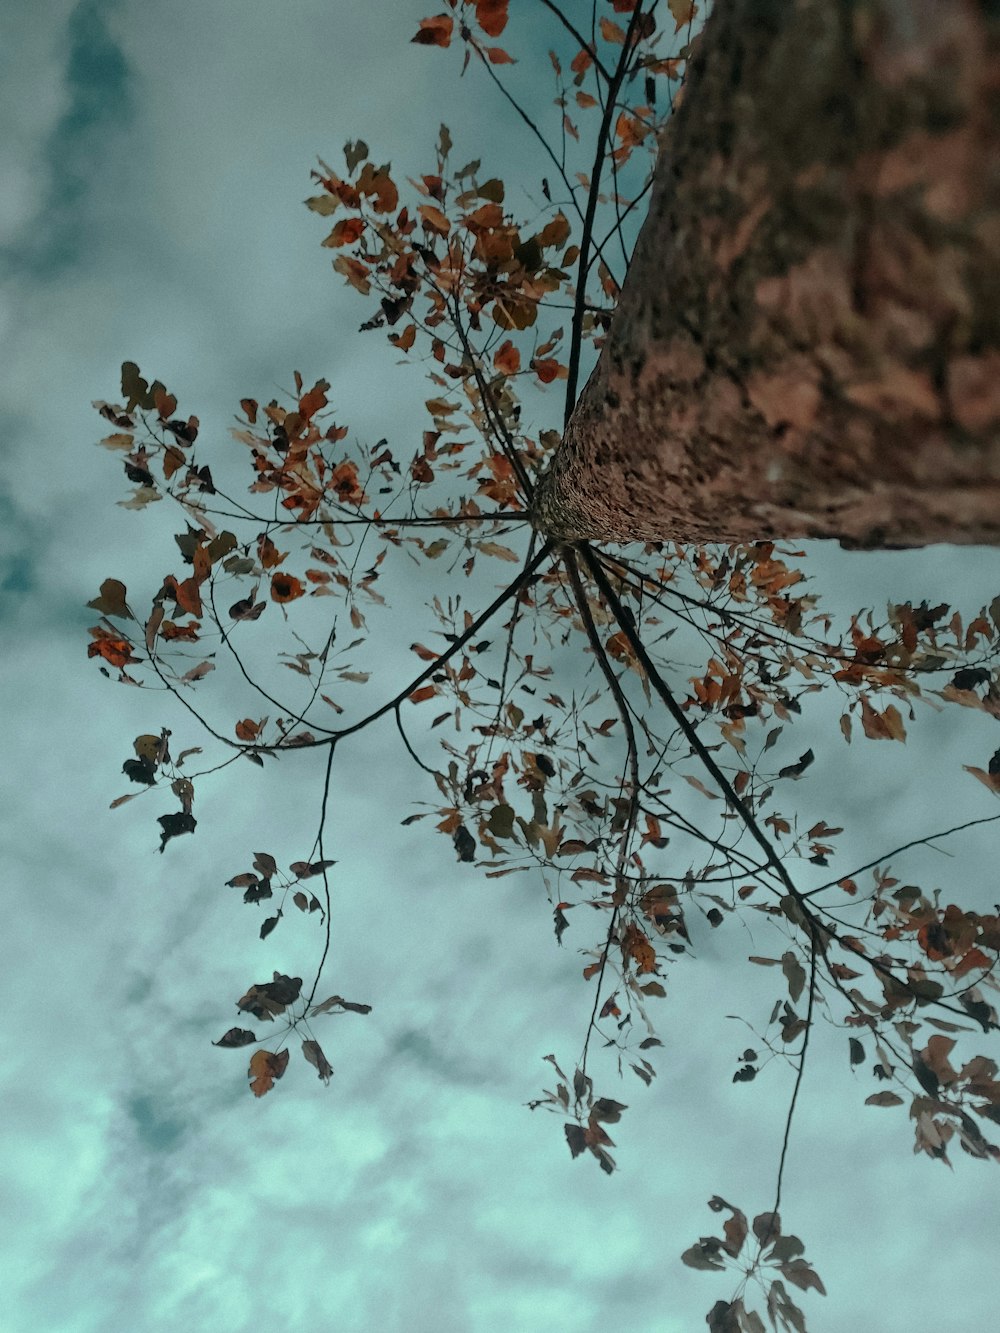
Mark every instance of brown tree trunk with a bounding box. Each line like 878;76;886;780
536;0;1000;547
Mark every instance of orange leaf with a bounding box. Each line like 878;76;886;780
599;16;626;43
299;380;330;420
531;357;567;384
322;217;365;248
486;46;514;64
953;946;991;978
175;577;203;618
87;628;139;669
390;324;416;351
474;0;509;37
623;923;656;974
271;573;305;603
236;718;263;740
409;685;437;704
248;1048;289;1097
570;48;592;77
493;339;520;375
411;14;453;46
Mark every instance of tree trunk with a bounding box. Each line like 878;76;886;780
536;0;1000;548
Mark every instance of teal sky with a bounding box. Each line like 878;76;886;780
3;3;1000;1331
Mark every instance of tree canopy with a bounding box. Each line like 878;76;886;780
84;3;1000;1329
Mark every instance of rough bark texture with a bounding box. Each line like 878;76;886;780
536;0;1000;547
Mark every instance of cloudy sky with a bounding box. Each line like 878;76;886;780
3;3;1000;1331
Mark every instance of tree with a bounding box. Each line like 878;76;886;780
538;0;1000;547
84;3;1000;1329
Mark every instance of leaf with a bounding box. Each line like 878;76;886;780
454;824;476;862
781;951;806;1004
531;358;568;384
122;757;155;786
860;697;907;741
411;14;453;47
302;1038;334;1083
778;749;814;780
487;804;516;838
157;811;196;853
964;765;1000;795
87;578;132;620
493;340;521;375
213;1028;257;1048
476;540;520;562
622;923;656;974
333;254;371;294
865;1091;904;1107
681;1239;726;1272
322;218;365;248
668;0;697;32
271;572;305;603
779;1258;826;1296
310;995;372;1016
418;204;451;236
474;0;509;38
260;914;280;940
248;1048;289;1097
145;604;164;650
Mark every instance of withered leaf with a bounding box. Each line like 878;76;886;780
213;1028;257;1048
309;995;372;1016
88;578;132;620
157;810;196;853
302;1038;334;1084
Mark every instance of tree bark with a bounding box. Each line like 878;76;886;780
536;0;1000;547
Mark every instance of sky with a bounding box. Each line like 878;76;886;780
2;3;1000;1331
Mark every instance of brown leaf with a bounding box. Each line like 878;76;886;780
865;1091;904;1107
213;1028;257;1048
860;696;906;741
87;578;132;620
302;1038;334;1084
145;604;164;651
